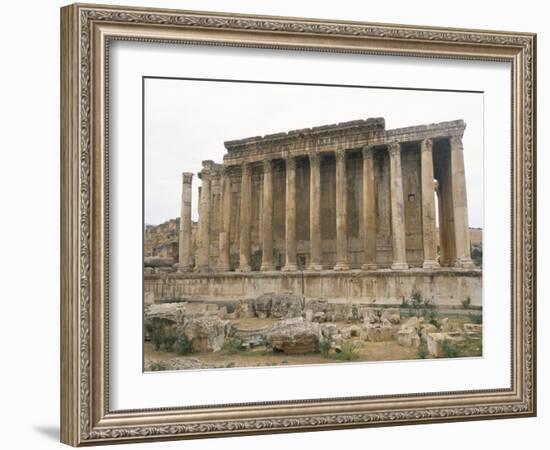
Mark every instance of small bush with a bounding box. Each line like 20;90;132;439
468;313;483;324
163;333;177;352
461;296;472;309
334;341;359;361
151;319;165;351
224;338;244;355
174;332;193;355
149;361;166;371
425;308;439;328
417;343;429;359
320;337;332;357
442;340;460;358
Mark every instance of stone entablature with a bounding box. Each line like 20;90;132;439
222;118;465;166
177;117;475;274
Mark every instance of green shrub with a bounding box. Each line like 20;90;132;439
417;343;429;359
151;319;165;351
163;333;177;352
149;361;166;371
320;337;332;357
461;296;472;309
223;338;244;355
174;332;193;355
468;313;483;324
425;308;439;328
334;341;359;361
442;340;459;358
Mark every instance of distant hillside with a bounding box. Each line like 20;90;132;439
144;218;199;262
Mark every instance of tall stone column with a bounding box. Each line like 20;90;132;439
308;153;323;270
334;149;349;270
237;163;251;272
388;142;408;270
218;167;231;271
261;160;275;271
177;172;193;272
450;135;475;268
361;145;377;270
196;163;212;272
282;156;297;271
420;139;440;269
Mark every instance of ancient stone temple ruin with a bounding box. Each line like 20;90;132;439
145;118;481;306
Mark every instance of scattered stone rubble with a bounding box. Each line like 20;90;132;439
143;293;482;360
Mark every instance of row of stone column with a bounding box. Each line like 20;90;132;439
178;135;473;272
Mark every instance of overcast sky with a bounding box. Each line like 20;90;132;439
144;78;483;228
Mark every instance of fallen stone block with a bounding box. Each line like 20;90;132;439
267;318;320;354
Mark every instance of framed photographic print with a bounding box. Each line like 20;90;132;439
60;3;536;446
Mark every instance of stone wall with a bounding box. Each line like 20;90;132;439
144;270;482;307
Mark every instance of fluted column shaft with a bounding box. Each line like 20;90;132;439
261;160;274;271
308;154;323;270
177;172;193;271
218;168;231;271
282;157;297;271
420;139;440;269
362;146;377;269
238;163;252;271
196;167;211;271
334;149;349;270
450;135;474;268
388;142;408;270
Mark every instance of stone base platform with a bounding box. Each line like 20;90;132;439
144;268;482;307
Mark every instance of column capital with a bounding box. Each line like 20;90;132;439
388;140;401;157
241;161;251;175
263;159;274;173
450;134;463;149
182;172;194;184
285;155;297;170
362;145;375;159
309;152;321;167
421;138;433;152
335;148;347;163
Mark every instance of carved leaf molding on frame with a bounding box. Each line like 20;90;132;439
75;7;535;441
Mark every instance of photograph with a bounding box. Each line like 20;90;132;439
143;78;484;372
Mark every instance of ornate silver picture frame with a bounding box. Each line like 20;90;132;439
60;3;536;446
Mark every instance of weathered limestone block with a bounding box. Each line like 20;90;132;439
439;317;455;332
270;293;303;318
267;318;320;354
320;323;338;339
401;316;423;331
239;299;255;318
427;332;465;357
304;309;314;322
313;311;326;323
304;298;328;314
253;294;272;318
182;316;232;353
420;323;439;342
362;324;393;342
144;303;186;327
332;303;355;322
232;325;270;348
362;307;401;324
397;327;420;347
144;291;155;306
253;293;303;319
463;323;483;333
